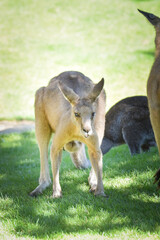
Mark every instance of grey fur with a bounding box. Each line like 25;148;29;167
101;96;156;155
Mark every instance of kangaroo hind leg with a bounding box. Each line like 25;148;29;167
30;88;52;197
50;134;64;198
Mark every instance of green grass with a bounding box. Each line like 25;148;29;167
0;132;160;239
1;1;160;239
1;0;160;119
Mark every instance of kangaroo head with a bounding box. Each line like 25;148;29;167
59;78;104;138
138;9;160;57
138;9;160;27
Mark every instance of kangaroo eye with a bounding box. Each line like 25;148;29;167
74;112;80;118
149;13;155;20
92;112;95;118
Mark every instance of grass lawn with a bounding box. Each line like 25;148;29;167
1;0;160;119
1;0;160;239
0;131;160;239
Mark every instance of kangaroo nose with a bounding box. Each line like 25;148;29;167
83;128;89;133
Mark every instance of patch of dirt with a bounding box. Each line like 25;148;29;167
0;120;35;135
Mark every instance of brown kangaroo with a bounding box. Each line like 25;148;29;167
30;71;106;198
138;9;160;188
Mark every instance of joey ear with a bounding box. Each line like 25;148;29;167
58;82;79;105
89;78;104;102
138;9;160;26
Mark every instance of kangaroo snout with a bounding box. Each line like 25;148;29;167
82;125;92;138
83;128;90;133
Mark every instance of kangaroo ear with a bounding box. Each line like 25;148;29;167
58;82;79;105
138;9;160;26
89;78;104;102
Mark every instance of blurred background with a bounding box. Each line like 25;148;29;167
0;0;160;120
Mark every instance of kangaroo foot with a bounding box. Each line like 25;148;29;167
29;185;44;197
94;189;107;197
29;181;51;197
89;184;97;193
52;189;62;198
154;168;160;190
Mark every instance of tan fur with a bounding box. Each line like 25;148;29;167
139;10;160;187
30;71;106;198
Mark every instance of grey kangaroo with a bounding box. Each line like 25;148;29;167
138;10;160;188
101;96;156;155
30;71;106;198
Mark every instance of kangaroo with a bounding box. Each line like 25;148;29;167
138;10;160;188
30;71;106;198
101;96;156;155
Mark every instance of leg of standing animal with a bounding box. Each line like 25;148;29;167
88;94;106;196
30;88;52;197
87;136;105;196
49;126;66;198
50;143;63;198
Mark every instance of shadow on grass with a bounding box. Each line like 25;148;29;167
13;181;160;238
0;133;160;238
104;144;159;177
136;50;154;57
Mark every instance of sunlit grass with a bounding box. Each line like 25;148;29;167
0;132;160;239
1;0;160;239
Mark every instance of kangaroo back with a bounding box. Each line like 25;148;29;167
49;71;94;97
